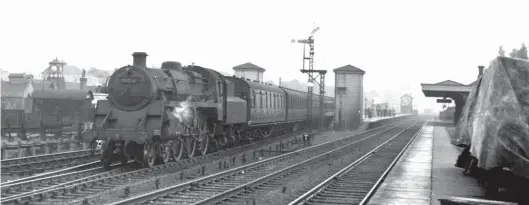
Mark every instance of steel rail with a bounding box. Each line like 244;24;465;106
0;161;130;200
1;149;94;165
0;127;316;205
1;161;133;202
1;161;100;186
288;120;426;205
107;120;416;205
194;121;423;205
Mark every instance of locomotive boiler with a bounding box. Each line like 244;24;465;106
83;52;227;168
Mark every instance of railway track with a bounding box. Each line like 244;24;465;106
288;121;427;205
1;149;100;177
0;128;313;205
106;119;420;205
0;161;131;200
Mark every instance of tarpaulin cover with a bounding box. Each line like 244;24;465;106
454;56;529;178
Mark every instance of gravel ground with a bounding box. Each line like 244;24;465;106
311;130;359;146
68;129;361;205
61;117;408;205
252;121;417;205
1;175;20;183
255;151;356;204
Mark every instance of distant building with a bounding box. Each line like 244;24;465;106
37;58;104;88
1;73;34;111
233;63;265;82
400;94;414;114
26;58;104;91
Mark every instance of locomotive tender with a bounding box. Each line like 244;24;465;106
82;52;334;169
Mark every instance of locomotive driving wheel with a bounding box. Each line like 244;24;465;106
142;140;157;168
120;141;132;165
195;120;210;156
171;138;184;161
161;143;171;164
184;134;197;158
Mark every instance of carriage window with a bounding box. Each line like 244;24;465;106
270;93;274;108
296;97;299;109
266;92;270;108
272;94;275;109
252;90;256;108
280;95;282;109
264;92;267;108
268;93;270;109
269;93;272;109
298;97;300;109
273;94;276;109
276;94;279;109
268;92;271;108
260;91;263;108
299;97;301;109
265;92;267;108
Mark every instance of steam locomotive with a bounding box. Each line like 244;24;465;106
82;52;334;169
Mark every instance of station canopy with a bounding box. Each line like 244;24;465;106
421;80;473;98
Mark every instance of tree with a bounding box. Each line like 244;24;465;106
509;48;518;58
518;43;528;59
505;43;529;59
499;46;505;56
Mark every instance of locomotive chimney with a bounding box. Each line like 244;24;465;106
478;65;484;79
132;52;148;68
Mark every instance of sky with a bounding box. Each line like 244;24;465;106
1;0;528;113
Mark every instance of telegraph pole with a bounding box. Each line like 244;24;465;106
292;27;327;132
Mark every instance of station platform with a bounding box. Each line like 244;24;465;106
366;120;511;205
362;114;412;123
